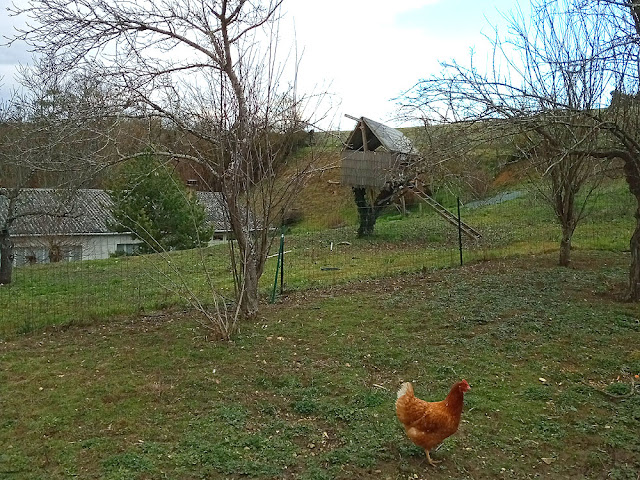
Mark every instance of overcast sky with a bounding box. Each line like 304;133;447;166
0;0;524;129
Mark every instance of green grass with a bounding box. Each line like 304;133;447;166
0;178;636;339
2;126;638;478
3;131;639;478
0;247;236;337
1;252;638;479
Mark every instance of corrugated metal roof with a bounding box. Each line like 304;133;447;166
196;191;231;233
197;191;262;232
344;117;418;155
0;189;115;235
1;188;233;236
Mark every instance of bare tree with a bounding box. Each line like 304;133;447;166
9;0;325;323
512;118;610;266
408;118;514;200
401;0;640;295
0;62;120;284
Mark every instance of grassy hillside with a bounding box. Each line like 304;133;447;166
284;146;356;232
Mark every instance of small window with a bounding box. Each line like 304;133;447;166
49;245;82;263
13;245;82;265
65;246;82;262
116;243;139;256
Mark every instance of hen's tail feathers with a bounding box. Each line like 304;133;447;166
397;382;414;399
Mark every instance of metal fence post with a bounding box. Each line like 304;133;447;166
457;197;463;266
279;231;285;295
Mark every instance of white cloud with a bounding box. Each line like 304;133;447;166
284;0;506;128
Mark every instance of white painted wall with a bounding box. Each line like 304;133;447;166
11;233;140;265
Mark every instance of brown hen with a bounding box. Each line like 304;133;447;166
396;380;471;466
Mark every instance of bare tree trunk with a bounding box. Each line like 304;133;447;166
354;185;397;237
623;156;640;300
354;187;375;237
557;212;575;267
629;211;640;301
549;160;580;267
625;160;640;301
223;177;262;318
0;229;14;285
241;255;260;317
627;2;640;301
559;227;572;267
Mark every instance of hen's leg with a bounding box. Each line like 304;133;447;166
425;450;441;467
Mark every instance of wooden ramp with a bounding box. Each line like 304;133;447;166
411;190;482;240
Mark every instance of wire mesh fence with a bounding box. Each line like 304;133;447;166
0;181;635;339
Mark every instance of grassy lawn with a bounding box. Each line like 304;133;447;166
2;177;635;339
1;251;639;479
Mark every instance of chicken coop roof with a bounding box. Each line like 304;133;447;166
344;116;418;155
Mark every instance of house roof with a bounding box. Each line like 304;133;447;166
195;191;232;233
0;188;234;236
344;116;418;155
0;189;115;236
196;191;261;233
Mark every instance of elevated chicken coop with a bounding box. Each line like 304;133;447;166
341;115;419;188
341;115;481;240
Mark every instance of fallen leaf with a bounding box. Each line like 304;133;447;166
541;457;555;465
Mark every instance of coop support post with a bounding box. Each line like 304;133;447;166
457;197;463;266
